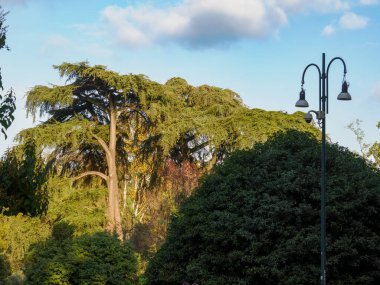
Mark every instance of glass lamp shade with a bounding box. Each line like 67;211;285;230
295;89;309;107
337;81;352;100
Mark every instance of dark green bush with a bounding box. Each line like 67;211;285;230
24;231;139;285
145;130;380;285
0;142;48;216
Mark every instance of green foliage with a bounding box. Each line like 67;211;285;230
0;6;8;53
0;173;106;280
7;61;321;282
0;6;16;139
43;177;107;235
369;121;380;167
0;141;48;216
347;119;380;168
0;88;16;139
347;119;372;159
146;130;380;285
24;231;139;285
369;142;380;167
0;213;50;274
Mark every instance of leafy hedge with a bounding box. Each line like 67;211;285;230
145;130;380;285
0;213;50;275
24;229;139;285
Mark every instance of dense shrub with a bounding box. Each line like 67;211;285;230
0;213;50;275
24;230;139;285
43;177;107;235
145;130;380;285
0;176;107;280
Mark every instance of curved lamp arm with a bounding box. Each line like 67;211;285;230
326;57;347;76
301;63;322;111
326;57;348;113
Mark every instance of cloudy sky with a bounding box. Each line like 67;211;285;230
0;0;379;154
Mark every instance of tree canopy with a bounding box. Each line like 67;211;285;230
18;62;319;242
146;130;380;285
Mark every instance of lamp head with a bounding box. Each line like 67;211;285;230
337;80;352;101
304;112;313;123
295;88;309;107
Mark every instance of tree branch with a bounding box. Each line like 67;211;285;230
72;171;108;182
190;140;210;154
93;133;111;159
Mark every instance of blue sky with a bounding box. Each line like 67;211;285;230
0;0;379;155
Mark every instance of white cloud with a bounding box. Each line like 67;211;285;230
339;12;369;29
322;24;335;36
276;0;350;13
359;0;378;5
101;0;351;49
102;1;288;48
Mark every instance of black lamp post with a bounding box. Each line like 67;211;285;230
295;53;351;285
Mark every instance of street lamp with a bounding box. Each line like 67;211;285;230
295;53;351;285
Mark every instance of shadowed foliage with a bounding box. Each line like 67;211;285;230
24;224;139;285
0;141;48;216
0;253;11;281
145;130;380;285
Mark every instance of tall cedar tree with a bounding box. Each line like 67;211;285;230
21;62;174;239
19;63;248;239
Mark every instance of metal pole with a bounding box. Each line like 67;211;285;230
320;53;327;285
297;53;350;284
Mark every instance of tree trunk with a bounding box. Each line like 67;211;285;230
107;98;123;240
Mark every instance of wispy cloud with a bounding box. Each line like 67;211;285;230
277;0;349;13
46;35;71;49
359;0;378;5
101;0;350;49
322;24;336;36
0;0;29;7
43;34;113;57
339;12;369;29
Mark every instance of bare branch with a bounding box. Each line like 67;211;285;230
72;170;108;182
93;133;111;159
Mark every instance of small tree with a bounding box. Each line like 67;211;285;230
369;122;380;167
146;130;380;285
348;119;380;168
